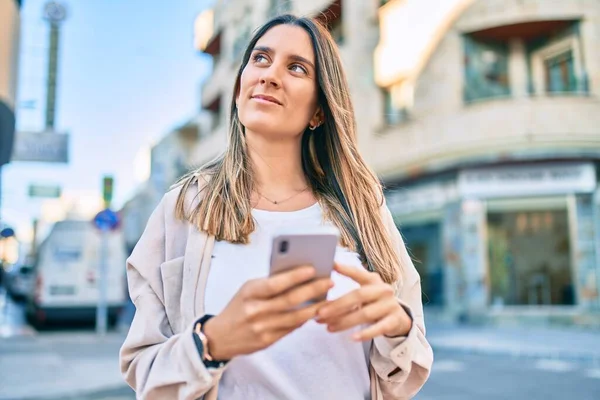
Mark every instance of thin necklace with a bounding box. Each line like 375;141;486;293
256;187;309;205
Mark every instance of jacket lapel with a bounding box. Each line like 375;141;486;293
180;223;209;326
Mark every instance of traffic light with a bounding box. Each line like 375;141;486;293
102;175;114;208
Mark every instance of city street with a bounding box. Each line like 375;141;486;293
3;0;600;399
1;287;599;400
419;350;600;400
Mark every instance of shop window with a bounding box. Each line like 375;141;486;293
487;209;574;306
402;223;444;306
463;36;510;102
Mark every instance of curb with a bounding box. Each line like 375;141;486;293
10;385;134;400
430;341;600;365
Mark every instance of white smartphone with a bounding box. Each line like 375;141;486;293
269;226;339;301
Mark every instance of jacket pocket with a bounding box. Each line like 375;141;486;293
160;256;185;333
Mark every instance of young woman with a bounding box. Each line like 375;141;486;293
120;14;432;400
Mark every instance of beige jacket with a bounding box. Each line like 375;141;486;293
119;178;433;399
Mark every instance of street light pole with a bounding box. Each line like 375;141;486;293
95;227;109;335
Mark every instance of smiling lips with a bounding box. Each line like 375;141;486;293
251;94;282;105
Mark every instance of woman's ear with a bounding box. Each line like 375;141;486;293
309;108;325;129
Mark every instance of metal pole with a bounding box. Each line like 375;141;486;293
594;190;600;310
96;228;109;335
45;22;59;131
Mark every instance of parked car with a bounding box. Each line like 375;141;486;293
6;264;36;301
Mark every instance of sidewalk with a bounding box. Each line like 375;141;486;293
426;321;600;363
0;331;131;400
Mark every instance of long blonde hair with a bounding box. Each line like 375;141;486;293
176;15;402;284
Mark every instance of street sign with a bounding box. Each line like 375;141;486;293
11;130;69;163
102;176;114;208
93;204;117;336
93;209;120;232
0;227;15;238
28;184;61;198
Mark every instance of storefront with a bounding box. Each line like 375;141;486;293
386;161;600;321
386;179;457;310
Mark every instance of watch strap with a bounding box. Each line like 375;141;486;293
193;315;228;369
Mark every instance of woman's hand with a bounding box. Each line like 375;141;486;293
316;263;412;341
203;266;333;361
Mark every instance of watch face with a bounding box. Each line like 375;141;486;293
43;1;67;22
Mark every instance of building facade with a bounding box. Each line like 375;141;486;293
374;0;600;325
0;0;21;168
120;119;205;254
192;0;374;165
193;0;600;325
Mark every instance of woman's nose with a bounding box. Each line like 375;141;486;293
259;66;281;88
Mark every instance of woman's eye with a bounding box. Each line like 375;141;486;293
290;64;307;74
253;54;268;63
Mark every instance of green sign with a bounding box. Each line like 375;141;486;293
28;184;61;198
103;175;114;207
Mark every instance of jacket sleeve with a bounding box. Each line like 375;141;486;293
119;196;226;400
369;202;434;399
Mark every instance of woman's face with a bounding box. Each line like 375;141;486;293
237;24;321;140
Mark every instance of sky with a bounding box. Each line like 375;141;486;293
3;0;214;241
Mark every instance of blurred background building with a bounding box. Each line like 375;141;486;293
0;0;22;269
120;118;208;254
373;0;600;325
0;0;22;207
172;0;600;326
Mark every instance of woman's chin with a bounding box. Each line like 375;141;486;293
243;123;302;140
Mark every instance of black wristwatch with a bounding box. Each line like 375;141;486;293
192;314;228;369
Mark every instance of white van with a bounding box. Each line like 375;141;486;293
26;219;127;327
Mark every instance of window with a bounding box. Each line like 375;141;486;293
463;36;510;102
382;81;413;125
316;0;343;46
329;17;344;45
488;208;574;306
528;22;587;95
545;50;577;93
232;26;251;62
268;0;292;18
207;96;222;131
232;11;252;63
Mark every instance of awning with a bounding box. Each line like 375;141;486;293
374;0;475;87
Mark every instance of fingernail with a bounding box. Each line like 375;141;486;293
352;333;361;341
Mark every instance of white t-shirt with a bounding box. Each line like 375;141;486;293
204;203;371;400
